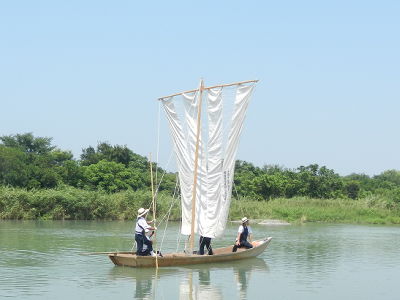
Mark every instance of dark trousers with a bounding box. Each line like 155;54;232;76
232;241;253;252
199;236;213;255
135;233;153;256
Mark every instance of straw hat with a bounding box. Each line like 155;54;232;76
137;208;149;218
241;217;249;223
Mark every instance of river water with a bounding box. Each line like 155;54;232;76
0;220;399;299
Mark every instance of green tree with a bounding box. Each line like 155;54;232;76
79;142;175;193
297;164;344;199
253;173;288;200
80;142;147;168
373;170;400;187
0;133;77;189
25;154;63;189
261;164;288;175
344;173;375;193
0;133;55;159
0;145;29;187
233;160;261;197
59;160;84;187
283;171;303;198
345;180;360;199
83;160;148;193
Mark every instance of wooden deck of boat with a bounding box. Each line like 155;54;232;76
108;237;272;268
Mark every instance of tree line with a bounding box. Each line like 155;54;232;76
233;161;400;203
1;133;399;203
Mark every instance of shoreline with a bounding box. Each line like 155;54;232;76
230;219;291;225
1;186;399;224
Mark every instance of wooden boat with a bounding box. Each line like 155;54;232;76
108;237;272;268
105;79;271;268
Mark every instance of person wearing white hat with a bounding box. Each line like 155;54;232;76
135;208;157;257
232;217;253;252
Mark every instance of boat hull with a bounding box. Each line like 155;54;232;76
108;237;271;268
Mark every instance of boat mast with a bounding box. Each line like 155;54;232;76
190;78;204;253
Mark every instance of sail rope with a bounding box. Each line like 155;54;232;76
153;100;162;232
175;220;183;252
154;149;174;195
144;100;176;253
154;91;199;253
232;181;245;217
154;85;201;254
183;236;190;253
156;99;161;189
157;174;180;253
131;153;178;253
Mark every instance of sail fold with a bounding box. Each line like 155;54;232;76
161;81;255;239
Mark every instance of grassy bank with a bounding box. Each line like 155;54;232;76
1;186;399;224
0;186;181;221
230;196;400;224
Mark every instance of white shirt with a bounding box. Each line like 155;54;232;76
238;225;252;234
135;217;150;234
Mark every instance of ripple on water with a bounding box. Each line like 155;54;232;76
1;221;400;300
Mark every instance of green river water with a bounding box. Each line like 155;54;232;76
0;220;399;299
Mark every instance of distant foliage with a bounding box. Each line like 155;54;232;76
234;163;345;200
83;159;149;192
344;181;360;199
0;134;174;195
0;133;73;189
80;141;149;168
1;133;400;209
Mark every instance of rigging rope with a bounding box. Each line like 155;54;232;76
156;100;161;186
153;93;191;253
154;85;201;253
158;174;180;253
232;181;245;217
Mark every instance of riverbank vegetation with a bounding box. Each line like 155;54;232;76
1;133;400;224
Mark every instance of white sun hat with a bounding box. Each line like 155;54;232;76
137;208;149;218
241;217;249;223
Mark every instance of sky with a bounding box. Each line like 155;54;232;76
1;0;399;177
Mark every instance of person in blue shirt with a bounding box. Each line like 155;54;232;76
232;217;253;252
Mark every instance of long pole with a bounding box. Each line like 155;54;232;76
190;78;204;253
150;153;158;268
158;79;258;100
78;252;125;255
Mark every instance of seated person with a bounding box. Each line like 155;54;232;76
232;217;253;252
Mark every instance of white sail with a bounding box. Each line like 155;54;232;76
161;81;255;239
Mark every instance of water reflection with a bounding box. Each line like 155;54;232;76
179;269;222;300
2;221;399;300
177;259;268;300
106;257;268;299
134;277;153;300
182;258;268;299
235;262;254;299
108;267;180;299
235;258;268;299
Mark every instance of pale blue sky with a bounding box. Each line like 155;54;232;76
1;0;399;176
